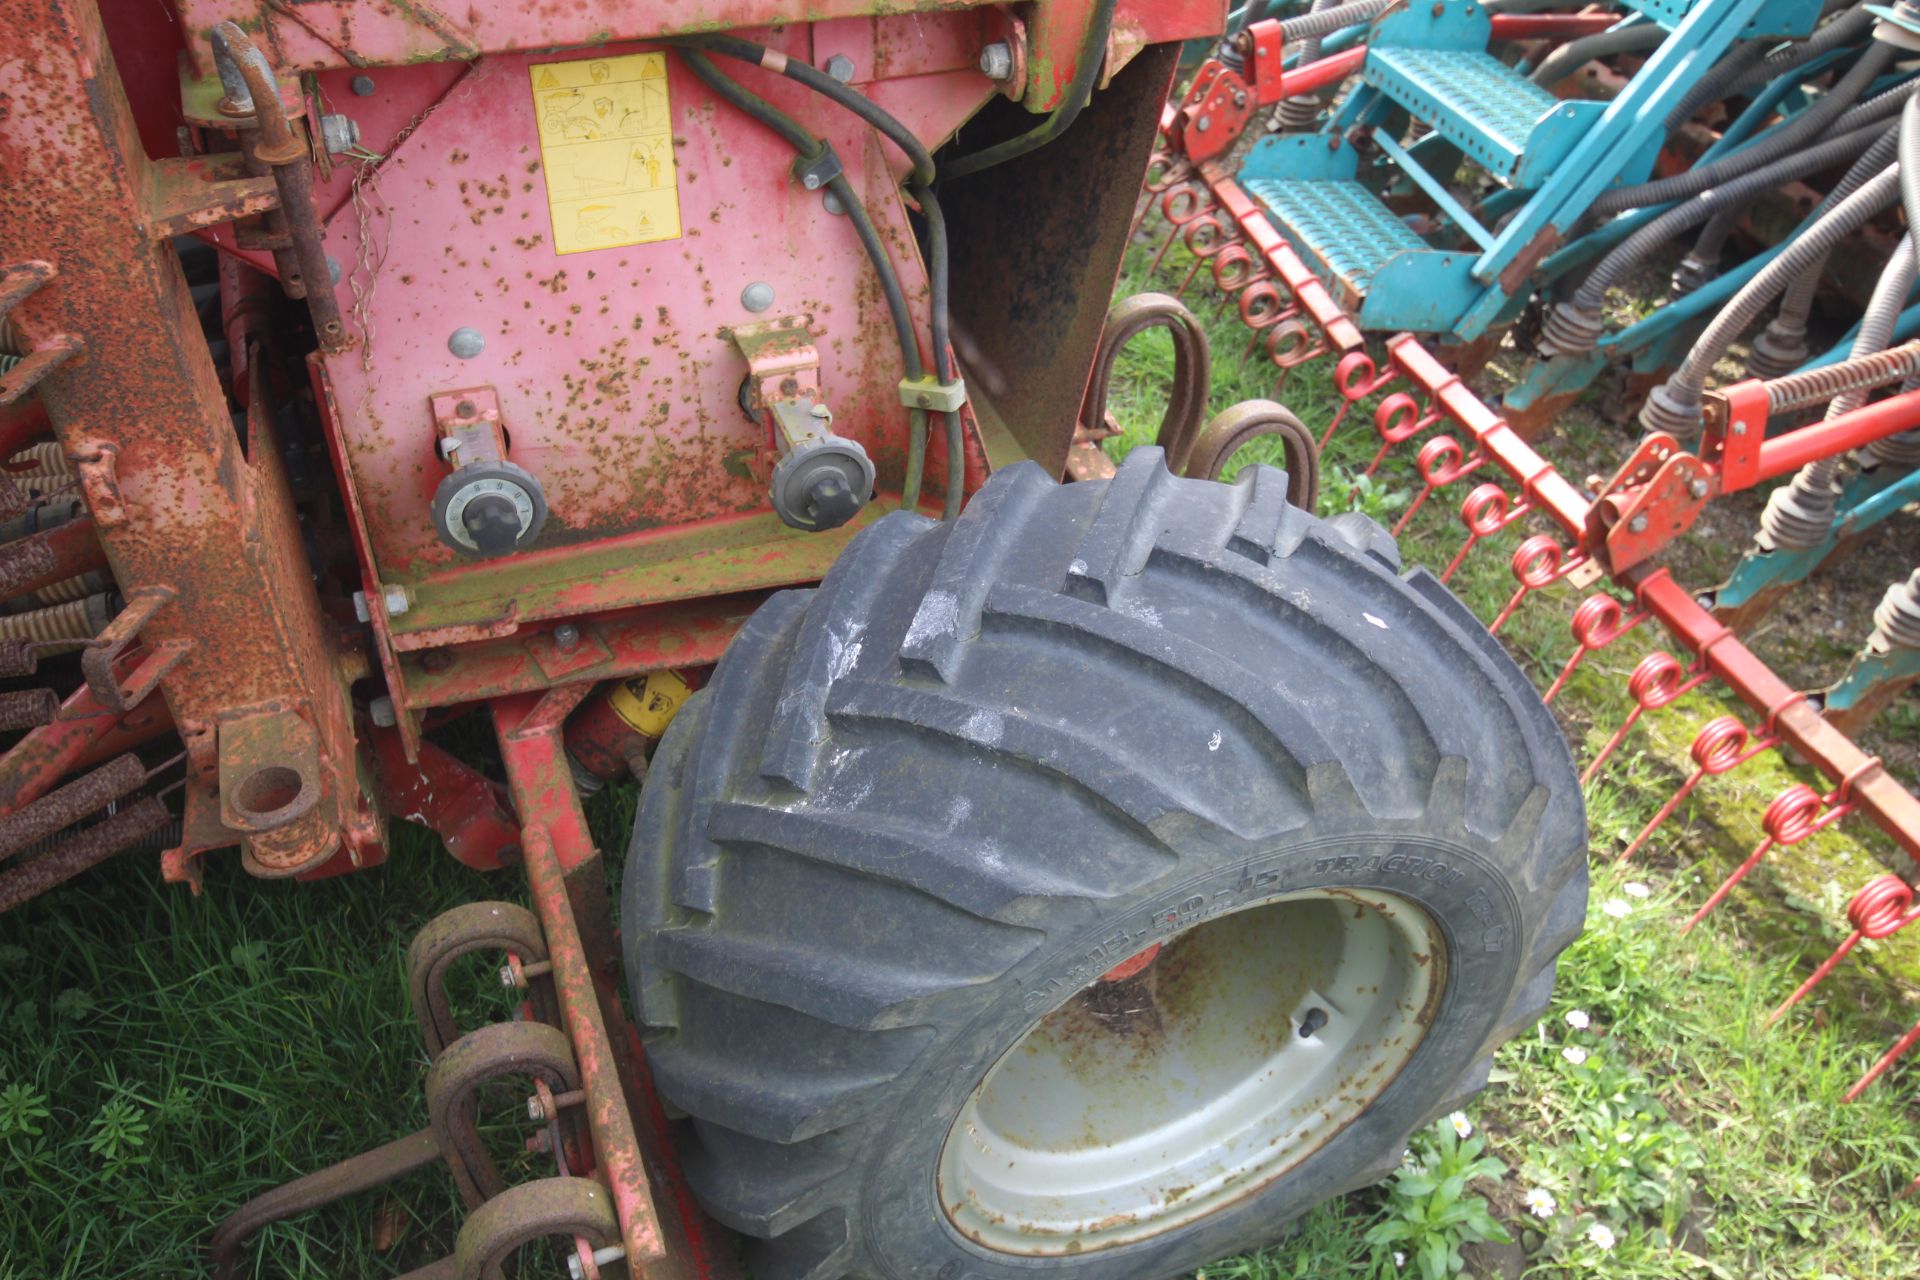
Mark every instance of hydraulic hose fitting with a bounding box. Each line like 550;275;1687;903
1638;380;1703;440
1869;569;1920;651
1670;253;1719;299
1758;460;1843;551
1538;301;1604;358
1747;316;1811;380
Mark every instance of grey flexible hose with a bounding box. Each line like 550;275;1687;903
1278;0;1392;42
1901;94;1920;267
1752;125;1906;372
1529;24;1667;89
1539;123;1885;353
1639;163;1902;434
1674;203;1745;293
1758;230;1916;548
1593;38;1897;217
1728;1;1873;96
1277;0;1341;131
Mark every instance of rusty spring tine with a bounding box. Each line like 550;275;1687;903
1770;874;1920;1025
1082;294;1212;475
1685;784;1852;932
1847;1012;1920;1101
208;1129;444;1280
407;900;557;1059
0;794;170;913
450;1177;621;1280
1393;436;1483;537
1183;400;1321;510
1439;484;1528;585
1618;716;1775;863
1544;594;1646;705
0;639;35;678
0;688;56;731
425;1020;583;1210
0;751;146;860
1582;652;1706;784
1490;536;1588;637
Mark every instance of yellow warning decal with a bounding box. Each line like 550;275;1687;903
609;669;693;739
528;52;681;255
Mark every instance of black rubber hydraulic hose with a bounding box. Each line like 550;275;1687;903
1592;37;1897;217
944;0;1119;181
1529;24;1667;89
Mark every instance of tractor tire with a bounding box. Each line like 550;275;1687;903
621;449;1587;1280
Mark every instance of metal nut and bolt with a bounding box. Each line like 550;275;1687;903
527;1086;586;1123
1689;478;1710;499
318;113;361;155
979;41;1014;81
553;623;580;652
824;54;855;83
1628;515;1649;534
1196;115;1212;132
350;74;376;97
369;696;397;728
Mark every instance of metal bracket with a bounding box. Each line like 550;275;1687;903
82;585;190;712
728;317;829;453
898;374;967;413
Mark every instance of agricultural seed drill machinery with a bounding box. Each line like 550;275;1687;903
1;0;1918;1273
1145;0;1920;1151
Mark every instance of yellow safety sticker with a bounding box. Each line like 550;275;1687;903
528;52;681;255
609;669;693;739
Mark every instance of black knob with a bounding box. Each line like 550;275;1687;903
806;473;861;530
462;493;523;553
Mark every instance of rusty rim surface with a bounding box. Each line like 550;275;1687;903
937;889;1444;1256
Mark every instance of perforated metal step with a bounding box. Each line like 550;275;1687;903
1364;48;1562;181
1244;176;1427;303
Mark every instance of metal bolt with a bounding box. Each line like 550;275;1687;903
1732;422;1748;436
568;1246;628;1280
499;963;521;990
978;41;1014;81
527;1094;547;1122
802;172;823;191
318;113;361;155
352;591;370;623
1688;478;1709;499
1233;90;1247;108
822;189;847;216
369;696;397;728
326;256;342;284
350;74;376;97
740;281;775;313
1298;1006;1329;1039
448;327;485;359
1628;514;1648;534
824;54;855;83
553;623;580;652
1196;115;1212;132
383;585;411;617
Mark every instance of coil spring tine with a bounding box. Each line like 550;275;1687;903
1617;716;1772;863
1768;874;1919;1026
1685;784;1847;932
1846;1015;1920;1101
1544;595;1645;705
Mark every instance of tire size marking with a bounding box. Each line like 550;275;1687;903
1312;853;1466;888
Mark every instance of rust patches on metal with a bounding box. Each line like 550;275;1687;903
0;689;59;731
0;751;147;860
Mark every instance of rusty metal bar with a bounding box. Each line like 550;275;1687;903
0;515;107;600
0;793;170;912
208;1129;445;1280
493;695;666;1268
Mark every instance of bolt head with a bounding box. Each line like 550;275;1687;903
740;281;775;313
1196;115;1212;132
824;54;855;83
369;696;397;728
350;74;376;97
448;327;485;359
383;585;411;616
352;591;370;623
1689;478;1709;499
978;41;1014;81
553;623;580;651
319;113;361;155
1628;514;1648;533
1732;422;1748;436
527;1094;547;1122
803;172;822;190
499;963;521;989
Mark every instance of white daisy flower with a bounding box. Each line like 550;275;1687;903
1624;881;1652;899
1393;1252;1407;1269
1448;1111;1473;1139
1565;1009;1591;1030
1602;899;1631;919
1563;1046;1589;1065
1587;1222;1617;1251
1525;1187;1557;1218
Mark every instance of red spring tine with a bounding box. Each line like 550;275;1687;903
1769;874;1918;1025
1490;534;1572;635
1845;1013;1920;1101
1544;594;1646;704
1364;392;1429;478
1320;350;1396;449
1176;216;1229;296
1685;783;1841;932
1617;715;1774;863
1439;483;1524;584
1148;182;1209;273
1582;651;1702;784
1211;244;1267;294
1394;435;1483;536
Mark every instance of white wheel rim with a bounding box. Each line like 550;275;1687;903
937;889;1444;1256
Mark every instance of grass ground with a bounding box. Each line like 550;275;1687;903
2;228;1918;1279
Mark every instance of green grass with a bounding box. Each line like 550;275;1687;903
3;225;1920;1279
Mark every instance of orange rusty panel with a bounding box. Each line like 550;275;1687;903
313;33;983;590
